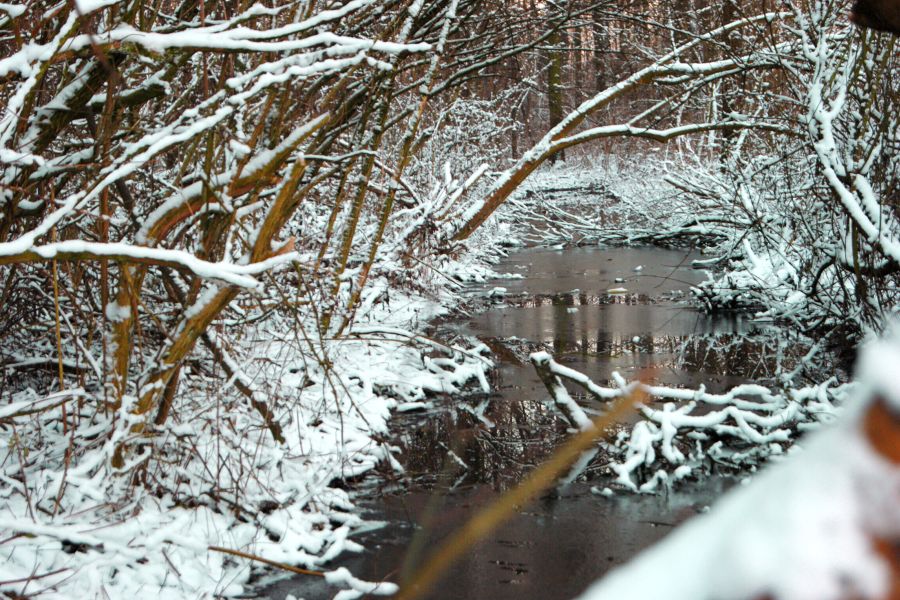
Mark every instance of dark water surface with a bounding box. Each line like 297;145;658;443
264;246;789;600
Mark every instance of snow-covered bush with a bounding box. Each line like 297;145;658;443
676;1;899;341
0;0;511;596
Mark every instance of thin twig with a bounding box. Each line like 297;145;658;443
0;567;70;586
207;545;325;578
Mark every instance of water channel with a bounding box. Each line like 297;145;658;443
265;245;791;600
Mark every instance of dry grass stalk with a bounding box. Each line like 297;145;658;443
395;386;645;600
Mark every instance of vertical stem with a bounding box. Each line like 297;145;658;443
547;25;565;163
51;227;66;433
100;190;109;411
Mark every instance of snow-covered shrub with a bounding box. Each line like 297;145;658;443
0;1;507;597
678;1;900;341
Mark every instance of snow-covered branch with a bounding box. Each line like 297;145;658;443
451;13;790;240
531;351;851;493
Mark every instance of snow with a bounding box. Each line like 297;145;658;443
0;3;25;18
104;300;131;322
580;409;897;599
20;240;296;288
0;148;44;166
531;351;850;490
0;389;87;420
72;0;120;15
530;352;595;432
856;331;900;411
325;567;398;599
63;26;432;57
0;232;500;599
579;336;900;600
2;1;896;597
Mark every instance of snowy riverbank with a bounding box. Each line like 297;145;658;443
0;232;517;599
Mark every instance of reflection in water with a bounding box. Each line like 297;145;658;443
397;398;567;493
264;246;818;600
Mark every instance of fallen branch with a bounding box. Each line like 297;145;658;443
529;351;851;492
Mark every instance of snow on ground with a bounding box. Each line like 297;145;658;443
496;156;705;248
578;336;900;600
0;252;499;598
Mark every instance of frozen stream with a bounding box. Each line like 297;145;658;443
265;245;785;600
